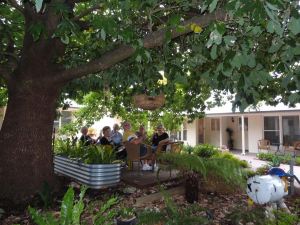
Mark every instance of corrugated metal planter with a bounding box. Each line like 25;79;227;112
54;155;121;189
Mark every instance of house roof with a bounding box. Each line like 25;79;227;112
205;101;300;117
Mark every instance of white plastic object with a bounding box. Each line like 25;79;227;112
246;175;288;204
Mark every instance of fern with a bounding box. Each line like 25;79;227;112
159;153;246;189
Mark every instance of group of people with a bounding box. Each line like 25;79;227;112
79;122;169;170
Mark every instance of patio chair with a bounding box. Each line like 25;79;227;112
258;139;271;153
284;141;300;156
293;141;300;156
170;141;184;153
124;142;152;171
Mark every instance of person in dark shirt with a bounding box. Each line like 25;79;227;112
99;126;114;146
151;124;169;152
79;126;94;146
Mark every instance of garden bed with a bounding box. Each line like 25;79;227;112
54;155;121;189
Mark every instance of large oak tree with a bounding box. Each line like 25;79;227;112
0;0;299;204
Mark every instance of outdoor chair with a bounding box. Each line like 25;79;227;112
170;141;184;153
124;142;152;171
283;141;300;156
258;139;271;153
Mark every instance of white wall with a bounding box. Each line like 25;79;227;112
204;118;220;147
186;120;197;146
248;115;263;153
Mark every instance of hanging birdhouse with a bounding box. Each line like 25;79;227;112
133;93;165;110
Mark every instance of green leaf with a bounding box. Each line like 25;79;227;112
265;2;279;11
35;0;43;12
100;29;106;40
135;55;142;63
72;186;87;225
60;187;74;225
210;45;218;60
289;93;300;103
169;14;181;26
223;35;236;46
268;39;283;53
247;53;256;68
209;0;219;13
293;46;300;55
264;4;277;22
61;35;69;44
207;30;222;47
231;53;243;69
288;17;300;35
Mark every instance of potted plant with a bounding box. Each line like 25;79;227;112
53;140;122;189
116;207;137;225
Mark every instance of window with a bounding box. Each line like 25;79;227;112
282;116;300;145
183;122;187;141
177;131;182;140
264;116;280;144
211;118;220;131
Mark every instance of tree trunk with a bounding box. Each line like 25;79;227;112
0;77;60;206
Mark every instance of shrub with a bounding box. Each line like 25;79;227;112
29;186;118;225
257;153;300;166
182;145;194;154
214;152;249;168
193;144;220;158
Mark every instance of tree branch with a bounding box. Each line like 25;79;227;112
7;0;24;13
55;10;227;84
73;4;103;21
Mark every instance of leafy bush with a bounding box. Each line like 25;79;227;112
54;140;117;164
192;144;220;158
213;152;249;168
182;145;194;154
257;153;300;166
29;186;118;225
159;153;246;188
29;186;88;225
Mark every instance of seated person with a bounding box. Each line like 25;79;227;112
99;126;114;146
122;121;152;170
79;126;94;146
151;124;169;152
99;126;126;159
135;124;147;142
111;123;123;146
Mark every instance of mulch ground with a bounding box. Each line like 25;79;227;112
1;180;299;225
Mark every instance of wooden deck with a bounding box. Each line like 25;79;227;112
121;168;179;188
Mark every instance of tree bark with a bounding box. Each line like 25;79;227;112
0;75;60;205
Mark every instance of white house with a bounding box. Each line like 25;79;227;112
178;102;300;154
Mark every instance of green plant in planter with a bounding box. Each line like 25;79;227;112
54;140;119;164
83;145;117;164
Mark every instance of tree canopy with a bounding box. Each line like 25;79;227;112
1;0;299;114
